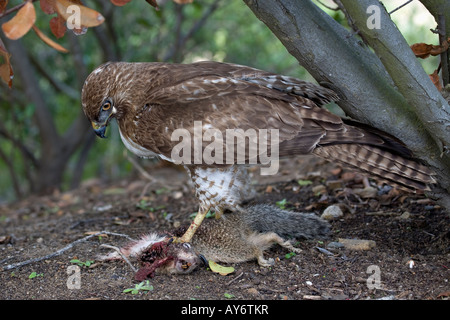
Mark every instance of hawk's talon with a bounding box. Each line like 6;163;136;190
170;236;182;244
214;209;224;219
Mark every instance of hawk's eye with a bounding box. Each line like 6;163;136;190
102;101;111;111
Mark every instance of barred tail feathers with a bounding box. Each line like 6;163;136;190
312;144;435;192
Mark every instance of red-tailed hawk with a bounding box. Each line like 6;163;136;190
81;61;435;242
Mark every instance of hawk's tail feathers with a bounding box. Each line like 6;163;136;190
312;144;436;192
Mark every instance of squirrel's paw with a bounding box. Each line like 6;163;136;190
257;256;275;267
281;240;303;254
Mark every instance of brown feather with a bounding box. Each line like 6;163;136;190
81;61;435;209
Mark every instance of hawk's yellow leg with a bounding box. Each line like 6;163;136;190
178;206;210;243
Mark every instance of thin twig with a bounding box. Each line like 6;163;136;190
29;54;80;100
124;151;159;183
388;0;413;15
100;244;137;272
332;0;363;39
0;0;38;19
163;0;221;62
1;231;134;272
438;14;449;86
226;271;244;285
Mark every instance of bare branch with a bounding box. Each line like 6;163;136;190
340;0;450;154
1;231;135;271
0;0;38;19
243;0;450;210
438;14;449;86
0;122;38;168
163;0;221;62
0;147;23;198
28;54;80;100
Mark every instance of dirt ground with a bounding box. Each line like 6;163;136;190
1;156;449;301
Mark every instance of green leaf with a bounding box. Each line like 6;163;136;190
224;293;235;299
70;259;94;267
297;179;313;186
209;261;235;275
123;280;154;294
28;272;43;279
285;252;296;259
275;198;288;209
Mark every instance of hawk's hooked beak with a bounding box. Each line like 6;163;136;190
91;121;107;138
92;105;116;138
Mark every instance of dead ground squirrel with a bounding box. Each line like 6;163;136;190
98;204;330;281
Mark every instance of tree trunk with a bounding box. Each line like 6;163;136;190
3;37;93;194
243;0;450;211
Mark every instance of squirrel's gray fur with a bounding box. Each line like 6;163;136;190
241;204;330;240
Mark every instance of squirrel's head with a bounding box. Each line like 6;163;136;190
135;238;207;281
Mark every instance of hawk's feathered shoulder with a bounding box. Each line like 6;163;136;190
131;61;342;160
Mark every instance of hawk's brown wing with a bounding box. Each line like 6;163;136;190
134;61;343;163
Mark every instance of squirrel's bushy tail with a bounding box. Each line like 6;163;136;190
241;204;330;239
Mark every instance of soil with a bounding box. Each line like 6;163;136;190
1;156;449;301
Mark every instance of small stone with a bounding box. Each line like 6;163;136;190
399;211;411;220
246;288;259;296
326;242;344;249
303;295;322;300
338;238;376;251
172;191;183;199
326;180;343;190
321;205;343;220
312;184;327;195
173;220;181;228
353;186;377;198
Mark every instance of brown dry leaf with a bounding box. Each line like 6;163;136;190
0;40;13;88
0;0;8;14
55;0;104;28
173;0;193;3
40;0;56;14
49;15;67;38
32;25;69;53
110;0;132;6
411;40;449;59
2;2;36;40
429;69;442;91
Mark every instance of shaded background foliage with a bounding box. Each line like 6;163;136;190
0;0;440;203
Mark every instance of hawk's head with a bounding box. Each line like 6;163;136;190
81;62;147;138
